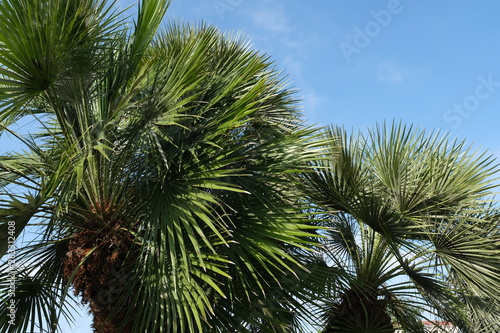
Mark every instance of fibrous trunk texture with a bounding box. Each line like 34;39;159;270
63;223;138;333
323;289;394;333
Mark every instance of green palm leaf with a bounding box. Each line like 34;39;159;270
0;1;322;332
303;122;500;332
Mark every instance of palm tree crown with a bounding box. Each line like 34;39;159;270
303;124;500;333
0;1;322;332
1;1;499;333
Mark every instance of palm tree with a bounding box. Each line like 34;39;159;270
303;123;500;333
0;1;322;332
320;214;418;333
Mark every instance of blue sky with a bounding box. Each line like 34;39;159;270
19;0;500;331
149;0;500;157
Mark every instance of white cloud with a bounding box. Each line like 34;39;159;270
250;5;290;34
283;32;322;58
283;56;303;77
301;89;324;121
376;61;409;84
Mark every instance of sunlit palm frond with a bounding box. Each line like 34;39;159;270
0;1;323;332
304;122;500;332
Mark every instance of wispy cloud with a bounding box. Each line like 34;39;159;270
376;61;409;84
249;5;290;34
237;1;325;122
283;56;303;77
301;89;325;121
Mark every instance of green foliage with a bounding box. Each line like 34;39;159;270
0;1;322;332
0;1;498;332
303;123;500;332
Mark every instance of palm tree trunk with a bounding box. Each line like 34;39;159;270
63;225;138;333
323;289;394;333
